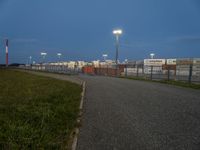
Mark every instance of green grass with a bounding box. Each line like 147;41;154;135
120;76;200;89
0;69;82;149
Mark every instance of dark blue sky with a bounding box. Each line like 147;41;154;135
0;0;200;63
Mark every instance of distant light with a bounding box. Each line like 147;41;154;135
102;54;108;61
125;59;128;62
57;53;62;56
150;53;155;59
102;54;108;57
41;52;47;56
113;29;123;35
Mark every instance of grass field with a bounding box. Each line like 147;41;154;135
0;69;82;149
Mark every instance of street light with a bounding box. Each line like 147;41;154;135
29;56;32;64
57;53;62;61
124;59;128;77
102;54;108;62
150;53;155;59
41;52;47;63
113;29;123;65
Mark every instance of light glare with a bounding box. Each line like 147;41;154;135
102;54;108;57
113;29;123;35
41;52;47;56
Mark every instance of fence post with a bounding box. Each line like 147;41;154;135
136;65;139;77
150;66;153;80
125;64;127;77
100;64;101;75
174;66;176;81
167;67;170;81
142;65;144;78
115;64;117;77
188;64;193;83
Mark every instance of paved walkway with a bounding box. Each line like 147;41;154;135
77;75;200;150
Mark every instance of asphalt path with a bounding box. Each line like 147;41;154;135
77;75;200;150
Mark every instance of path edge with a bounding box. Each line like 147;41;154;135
71;81;86;150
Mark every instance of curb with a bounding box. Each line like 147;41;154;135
71;81;86;150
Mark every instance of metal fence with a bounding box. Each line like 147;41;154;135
122;64;200;83
89;59;200;83
19;59;200;83
19;64;81;74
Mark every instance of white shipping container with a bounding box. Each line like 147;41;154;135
144;66;163;74
144;59;165;66
124;68;143;74
176;65;190;69
176;70;190;76
167;59;176;65
193;58;200;65
177;59;193;65
163;70;176;75
192;71;200;76
193;65;200;70
127;68;137;73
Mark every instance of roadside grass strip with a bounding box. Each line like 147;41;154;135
0;69;82;149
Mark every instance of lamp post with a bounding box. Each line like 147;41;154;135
125;59;128;77
150;53;155;80
5;39;9;67
150;53;155;59
57;53;62;62
29;56;32;64
113;29;122;65
41;52;47;63
102;54;108;62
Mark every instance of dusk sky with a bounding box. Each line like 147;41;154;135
0;0;200;64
